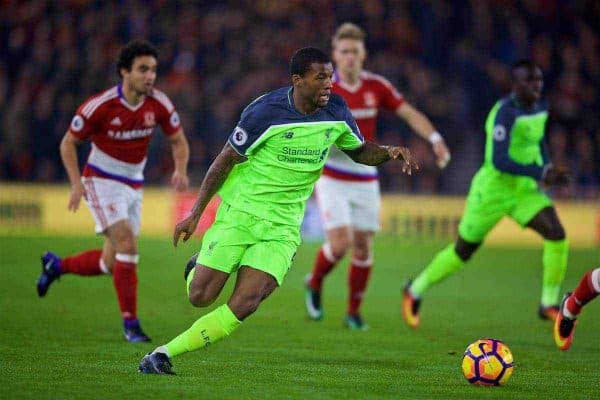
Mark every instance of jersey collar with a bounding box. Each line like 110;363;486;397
118;83;146;112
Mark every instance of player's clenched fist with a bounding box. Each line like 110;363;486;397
387;146;419;175
173;213;201;247
68;182;86;212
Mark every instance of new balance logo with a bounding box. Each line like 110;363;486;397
319;148;329;161
110;117;122;126
206;241;218;255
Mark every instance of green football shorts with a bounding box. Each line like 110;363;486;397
197;201;301;286
458;169;553;243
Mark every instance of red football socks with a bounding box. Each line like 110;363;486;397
348;259;372;316
61;249;103;276
113;253;139;320
309;244;339;291
566;268;600;317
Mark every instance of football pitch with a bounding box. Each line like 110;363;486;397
1;234;598;399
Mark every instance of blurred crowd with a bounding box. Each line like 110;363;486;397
1;0;599;196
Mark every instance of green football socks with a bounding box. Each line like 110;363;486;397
410;243;464;297
160;304;241;358
541;239;568;306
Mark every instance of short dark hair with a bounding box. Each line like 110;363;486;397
511;59;538;76
116;40;159;78
289;47;330;77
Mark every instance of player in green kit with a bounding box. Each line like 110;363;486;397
402;60;571;329
139;47;418;374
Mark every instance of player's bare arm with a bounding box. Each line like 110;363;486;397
167;128;190;192
59;131;85;212
396;102;451;168
173;142;245;246
343;141;419;174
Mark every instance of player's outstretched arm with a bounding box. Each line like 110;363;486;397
59;131;85;212
173;142;245;246
397;102;450;169
343;141;419;175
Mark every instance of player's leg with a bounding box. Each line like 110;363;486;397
343;179;380;330
554;268;600;350
409;235;481;298
142;220;294;375
228;266;278;319
183;202;249;306
150;265;237;361
344;229;374;330
521;205;568;319
140;205;296;374
42;236;113;276
403;177;505;328
306;177;352;320
164;266;277;356
100;238;116;273
37;247;106;297
141;266;277;375
187;263;230;307
139;202;253;372
104;219;149;341
306;228;351;319
309;177;353;291
314;227;353;286
564;268;600;317
36;178;119;297
402;236;482;328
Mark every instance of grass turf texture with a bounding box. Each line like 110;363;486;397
1;234;598;399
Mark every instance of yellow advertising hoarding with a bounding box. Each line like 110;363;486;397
0;184;172;236
380;194;598;247
1;184;597;248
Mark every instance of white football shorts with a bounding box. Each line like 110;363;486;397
315;175;381;232
82;177;142;235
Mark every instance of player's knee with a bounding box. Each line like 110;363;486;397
109;226;137;254
352;246;371;264
188;287;217;308
543;224;566;241
117;236;137;254
455;239;479;262
330;239;351;260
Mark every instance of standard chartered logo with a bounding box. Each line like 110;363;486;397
278;146;328;164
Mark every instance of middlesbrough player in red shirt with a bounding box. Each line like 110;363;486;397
36;41;190;342
304;23;451;330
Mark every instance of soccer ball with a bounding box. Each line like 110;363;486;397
461;338;514;386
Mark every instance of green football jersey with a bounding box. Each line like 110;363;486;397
218;87;364;226
480;94;549;181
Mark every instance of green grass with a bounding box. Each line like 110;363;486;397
1;234;598;399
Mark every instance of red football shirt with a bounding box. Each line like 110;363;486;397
68;84;181;187
323;70;404;181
